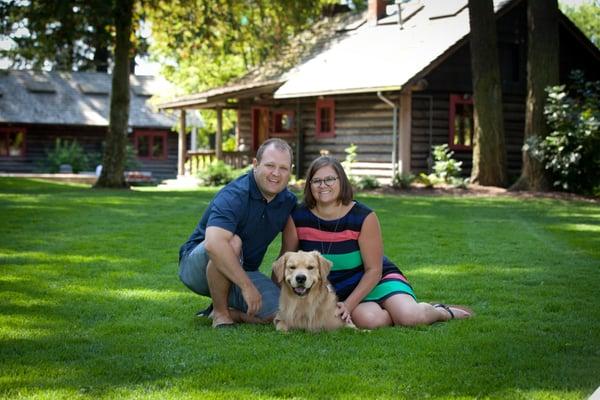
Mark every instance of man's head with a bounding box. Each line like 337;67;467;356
253;138;293;201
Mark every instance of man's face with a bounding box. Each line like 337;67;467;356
253;145;292;201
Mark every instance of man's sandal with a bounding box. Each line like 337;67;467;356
196;303;213;318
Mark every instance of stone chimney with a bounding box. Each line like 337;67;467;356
367;0;387;25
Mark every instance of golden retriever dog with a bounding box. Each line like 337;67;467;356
272;250;354;332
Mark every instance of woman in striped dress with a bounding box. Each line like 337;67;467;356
280;156;472;329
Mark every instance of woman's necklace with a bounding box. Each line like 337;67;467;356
315;206;342;255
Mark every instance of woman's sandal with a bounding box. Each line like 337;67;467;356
433;303;455;319
433;303;473;319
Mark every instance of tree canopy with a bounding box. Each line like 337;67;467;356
0;0;147;72
560;1;600;48
146;0;360;93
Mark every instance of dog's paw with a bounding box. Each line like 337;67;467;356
274;317;289;332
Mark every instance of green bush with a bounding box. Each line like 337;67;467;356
197;161;248;186
88;144;141;171
45;139;89;173
417;145;465;188
357;175;380;190
530;71;600;195
392;172;415;189
431;144;463;183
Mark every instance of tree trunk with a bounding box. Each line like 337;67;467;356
511;0;559;191
94;0;134;189
468;0;507;186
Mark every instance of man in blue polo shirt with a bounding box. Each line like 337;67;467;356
179;138;297;328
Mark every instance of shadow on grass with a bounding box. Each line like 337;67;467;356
1;178;599;398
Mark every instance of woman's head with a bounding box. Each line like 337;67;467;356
303;156;353;208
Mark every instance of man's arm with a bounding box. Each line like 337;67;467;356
204;226;262;316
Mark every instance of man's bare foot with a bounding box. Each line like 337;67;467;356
211;311;235;328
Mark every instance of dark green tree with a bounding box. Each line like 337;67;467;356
467;0;507;186
512;0;560;191
0;0;119;71
94;0;134;188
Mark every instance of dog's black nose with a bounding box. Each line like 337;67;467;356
295;274;306;284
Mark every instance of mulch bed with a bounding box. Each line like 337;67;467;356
360;184;600;203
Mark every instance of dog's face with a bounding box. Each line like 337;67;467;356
273;251;332;297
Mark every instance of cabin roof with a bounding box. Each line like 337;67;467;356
0;70;178;128
274;0;513;98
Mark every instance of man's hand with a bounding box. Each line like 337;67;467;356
242;283;262;317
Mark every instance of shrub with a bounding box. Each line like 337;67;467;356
45;139;89;173
357;175;380;190
197;161;247;186
392;173;415;189
431;144;463;183
342;143;357;177
417;145;465;188
88;144;141;172
531;71;600;195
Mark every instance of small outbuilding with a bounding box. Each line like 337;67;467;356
0;70;184;180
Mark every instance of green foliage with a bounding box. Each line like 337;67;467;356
528;71;600;194
356;175;380;190
560;2;600;48
45;139;90;173
1;178;599;399
418;144;466;188
342;142;357;176
391;172;416;189
0;0;147;71
147;1;332;93
88;143;141;171
432;144;463;182
196;160;247;186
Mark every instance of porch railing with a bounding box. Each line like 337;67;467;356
186;150;253;175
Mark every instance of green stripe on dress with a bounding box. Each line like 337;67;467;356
364;280;416;302
323;251;362;271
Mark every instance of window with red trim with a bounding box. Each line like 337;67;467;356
316;98;335;138
134;130;167;160
0;127;26;157
272;110;294;136
449;94;474;150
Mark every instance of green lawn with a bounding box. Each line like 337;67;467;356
1;178;599;400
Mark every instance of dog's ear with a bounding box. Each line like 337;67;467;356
313;251;332;283
272;253;289;284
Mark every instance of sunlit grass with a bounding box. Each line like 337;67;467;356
1;177;599;400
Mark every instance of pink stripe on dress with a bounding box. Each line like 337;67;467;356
297;226;360;242
382;272;410;284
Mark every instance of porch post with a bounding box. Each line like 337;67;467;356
215;107;223;160
178;109;187;177
398;92;412;175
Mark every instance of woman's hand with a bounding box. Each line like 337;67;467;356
336;302;353;324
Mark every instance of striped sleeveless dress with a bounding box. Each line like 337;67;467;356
292;201;416;303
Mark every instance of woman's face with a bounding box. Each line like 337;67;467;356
309;165;340;206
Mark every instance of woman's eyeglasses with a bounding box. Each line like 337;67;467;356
310;176;338;187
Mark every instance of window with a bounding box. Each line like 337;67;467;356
316;98;335;138
0;128;26;157
449;94;474;150
272;110;295;136
134;130;167;160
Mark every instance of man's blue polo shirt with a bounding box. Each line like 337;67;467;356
179;171;297;271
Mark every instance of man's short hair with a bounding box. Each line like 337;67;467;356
256;138;293;166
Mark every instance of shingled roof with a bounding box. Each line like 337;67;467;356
0;70;177;127
158;10;364;110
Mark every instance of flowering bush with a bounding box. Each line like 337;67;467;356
531;71;600;195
